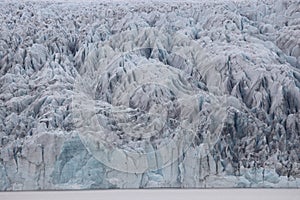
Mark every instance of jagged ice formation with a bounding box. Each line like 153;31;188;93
0;0;300;190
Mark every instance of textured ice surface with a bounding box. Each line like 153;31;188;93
0;0;300;190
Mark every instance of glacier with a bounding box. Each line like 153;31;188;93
0;0;300;190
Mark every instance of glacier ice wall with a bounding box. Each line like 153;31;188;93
0;0;300;190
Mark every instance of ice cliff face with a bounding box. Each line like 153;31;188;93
0;0;300;190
